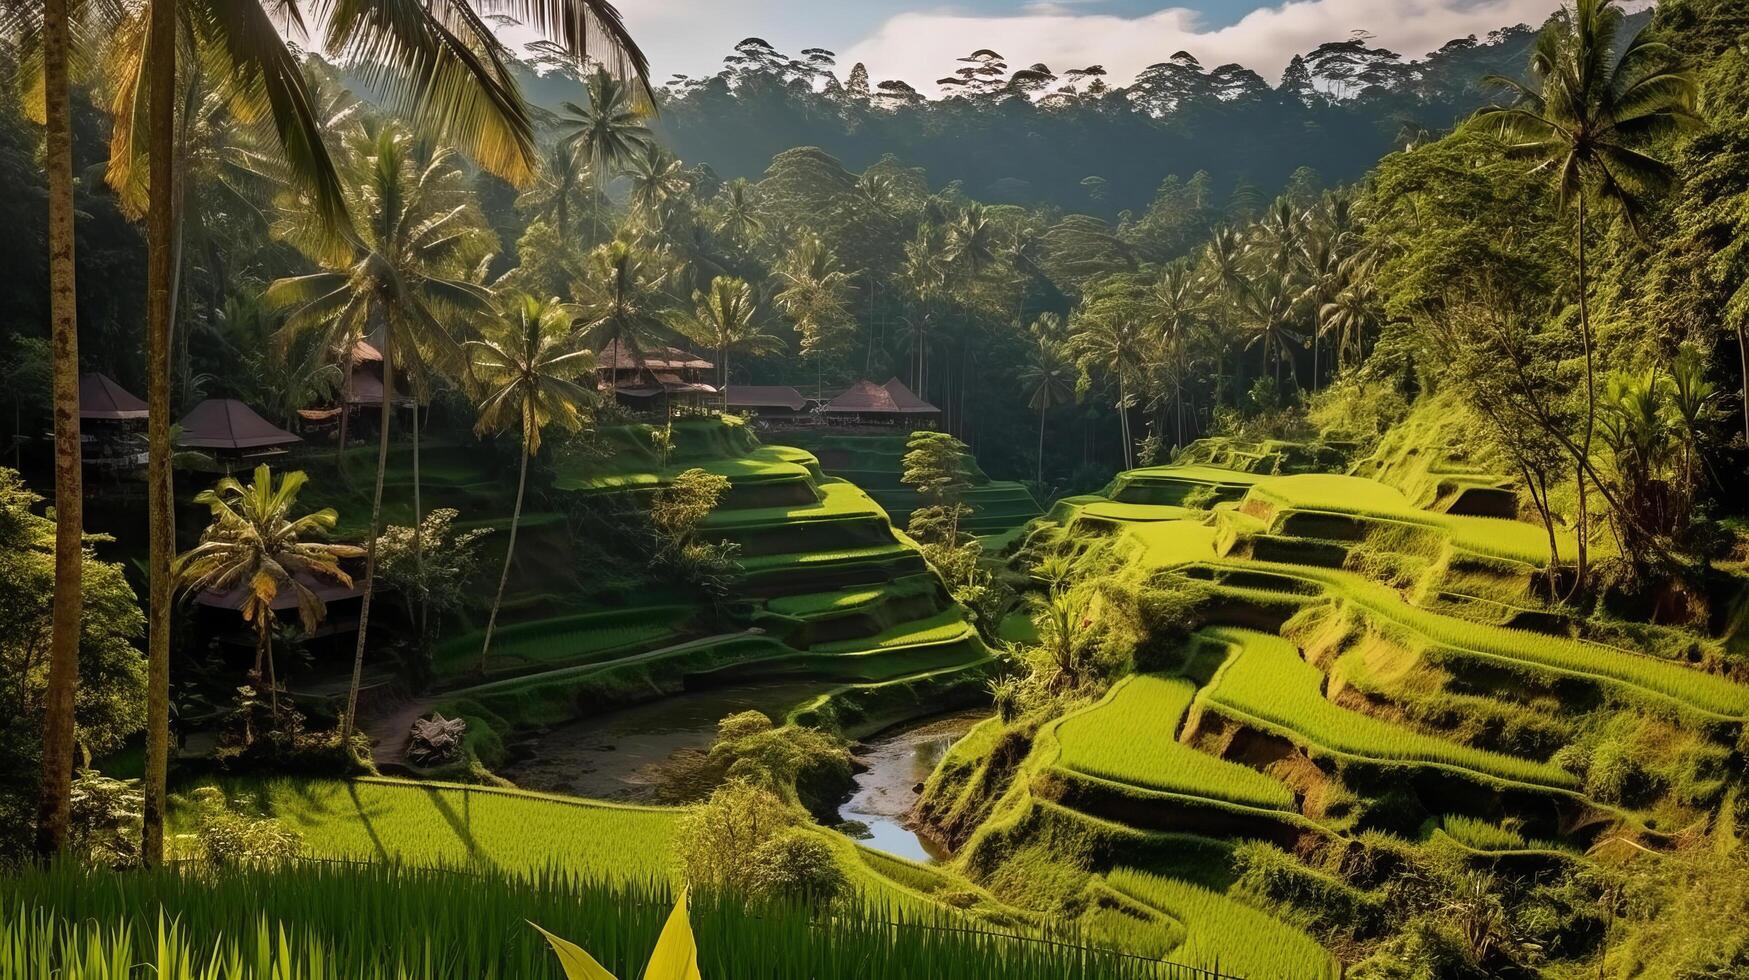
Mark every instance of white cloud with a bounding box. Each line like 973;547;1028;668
840;0;1607;94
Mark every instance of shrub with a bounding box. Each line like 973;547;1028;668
748;827;847;905
177;786;303;867
68;770;143;869
677;781;804;894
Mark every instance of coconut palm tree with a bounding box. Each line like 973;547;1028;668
1239;268;1305;391
521;142;596;242
1019;319;1075;485
1148;262;1209;448
574;238;677;398
943;202;1000;279
773;237;856;403
468;295;597;674
176;466;364;721
28;0;83;859
561;69;655;241
679;276;785;413
623;142;689;237
1320;279;1381;371
1068;313;1150;470
713;178;763;249
1199;226;1252;407
1477;0;1697;591
266;127;497;740
114;0;651;870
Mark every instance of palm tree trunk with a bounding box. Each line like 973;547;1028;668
1117;379;1132;471
341;331;394;740
34;0;82;859
412;395;426;656
1036;405;1046;486
479;440;530;674
259;615;278;723
140;0;175;869
1573;195;1594;593
1736;320;1747;446
1311;322;1319;393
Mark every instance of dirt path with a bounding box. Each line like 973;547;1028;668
364;629;763;769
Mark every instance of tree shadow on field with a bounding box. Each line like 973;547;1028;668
418;783;499;872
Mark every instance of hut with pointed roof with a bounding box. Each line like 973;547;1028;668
176;399;300;465
77;373;149;470
819;378;940;428
596;344;718;414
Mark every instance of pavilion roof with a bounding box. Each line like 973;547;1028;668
596;344;713;372
821;378;940;414
175;399;301;450
725;385;809;411
195;569;362;613
78;373;148;420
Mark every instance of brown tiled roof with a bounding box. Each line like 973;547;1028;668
725;385;808;411
79;373;148;420
821;378;940;415
176;399;301;450
344;367;413;407
596;344;713;372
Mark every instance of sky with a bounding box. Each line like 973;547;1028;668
577;0;1630;93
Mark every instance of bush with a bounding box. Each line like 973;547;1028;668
677;781;805;894
176;786;303;867
68;770;143;869
748;828;847;905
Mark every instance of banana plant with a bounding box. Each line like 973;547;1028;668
532;889;700;980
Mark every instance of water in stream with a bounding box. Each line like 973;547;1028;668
836;709;986;864
499;681;823;801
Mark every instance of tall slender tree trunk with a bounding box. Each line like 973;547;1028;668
412;395;427;655
479;440;530;674
140;0;175;869
1736;320;1747;446
1311;322;1320;393
1036;405;1046;486
1572;197;1594;594
258;615;278;723
341;332;394;739
35;0;83;859
1117;378;1133;471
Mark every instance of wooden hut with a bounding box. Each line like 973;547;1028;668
819;378;940;428
596;344;718;414
176;399;301;464
77;373;149;470
724;385;813;420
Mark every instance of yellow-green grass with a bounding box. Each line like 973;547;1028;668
1104;465;1265;506
555;442;819;492
183;777;679;882
811;607;978;653
1046;675;1295;811
1103;866;1337;979
765;574;940;618
702;478;883;527
1241;474;1561;565
1197;560;1749;720
432;606;689;680
739;542;916;571
1197;628;1580;790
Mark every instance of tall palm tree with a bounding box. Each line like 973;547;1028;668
1320;279;1381;371
943;202;1000;279
1239;268;1305;391
1199;226;1252;407
713;178;763;249
1019;317;1075;485
574;238;676;398
1148;262;1209;448
175;465;364;720
117;0;652;869
1477;0;1697;590
266;127;497;740
1068;313;1149;470
679;276;784;413
622;142;688;237
561;69;655;241
1297;233;1343;391
30;0;83;859
469;295;596;674
521;142;595;241
773;237;855;403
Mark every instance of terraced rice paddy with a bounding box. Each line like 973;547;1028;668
432;606;689;679
188;778;680;881
1103;866;1337;978
1049;675;1295;811
1197;627;1580;789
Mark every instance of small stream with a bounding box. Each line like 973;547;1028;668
835;709;986;864
498;685;985;865
499;681;823;801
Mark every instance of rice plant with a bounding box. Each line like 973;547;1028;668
1102;867;1337;979
432;606;689;678
1198;628;1580;790
0;862;1172;980
1049;676;1296;811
